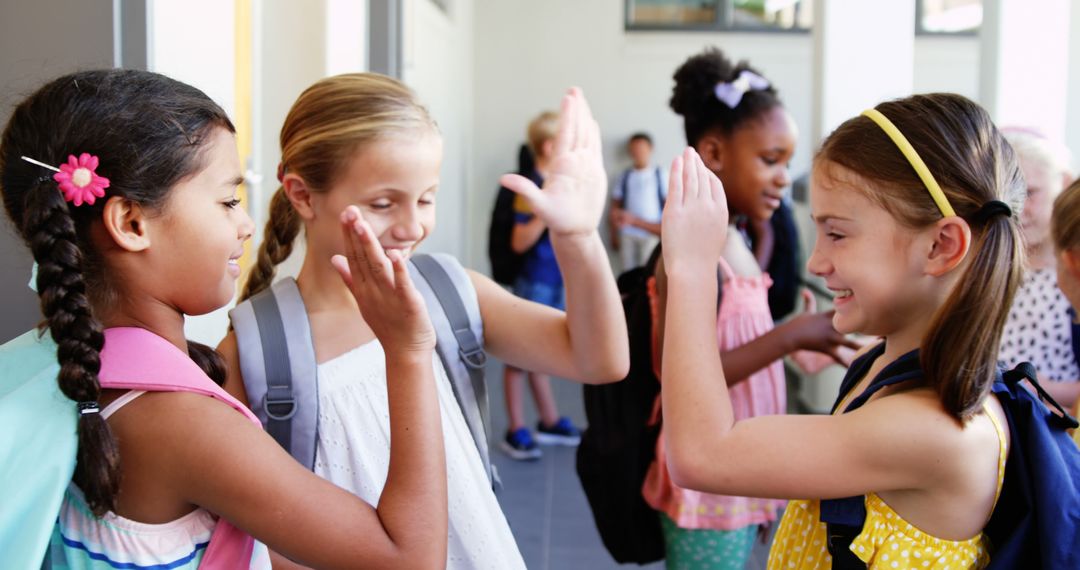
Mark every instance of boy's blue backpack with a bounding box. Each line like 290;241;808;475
230;253;498;485
821;346;1080;569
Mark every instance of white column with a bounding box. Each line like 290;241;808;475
811;0;917;143
1065;0;1080;172
326;0;368;75
980;0;1070;142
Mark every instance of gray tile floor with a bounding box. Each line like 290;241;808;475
486;359;775;570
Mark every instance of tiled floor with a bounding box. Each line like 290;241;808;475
486;359;775;570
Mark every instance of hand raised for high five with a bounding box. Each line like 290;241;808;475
661;147;730;276
331;206;435;355
499;88;607;238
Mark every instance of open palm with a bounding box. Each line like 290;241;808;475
662;148;730;274
500;88;607;236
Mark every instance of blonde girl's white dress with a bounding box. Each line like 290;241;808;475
313;340;527;570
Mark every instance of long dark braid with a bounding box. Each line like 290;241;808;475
0;69;235;515
23;178;119;513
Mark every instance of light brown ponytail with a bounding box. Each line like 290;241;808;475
818;93;1026;419
240;186;300;300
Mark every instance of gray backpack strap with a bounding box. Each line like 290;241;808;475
228;278;319;470
408;253;494;484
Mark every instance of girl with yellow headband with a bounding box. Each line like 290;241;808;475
658;93;1025;569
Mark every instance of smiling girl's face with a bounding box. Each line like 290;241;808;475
305;129;442;260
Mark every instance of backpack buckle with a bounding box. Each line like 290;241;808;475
264;396;298;421
460;346;488;370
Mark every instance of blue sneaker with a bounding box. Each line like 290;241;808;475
535;417;581;446
501;427;542;461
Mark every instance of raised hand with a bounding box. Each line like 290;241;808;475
661;147;730;275
331;206;435;354
499;88;607;237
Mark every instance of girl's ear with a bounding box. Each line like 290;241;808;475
101;195;151;252
283;174;316;220
924;217;972;277
1062;247;1080;281
697;133;726;173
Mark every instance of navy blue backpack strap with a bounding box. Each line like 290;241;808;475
655;166;665;209
618;170;630;206
820;345;922;566
1002;362;1079;429
829;342;885;414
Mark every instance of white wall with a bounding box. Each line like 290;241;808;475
403;0;475;260
913;36;980;100
812;0;916;144
0;0;117;344
980;0;1070;143
469;0;979;272
149;0;236;118
326;0;367;76
1067;1;1080;173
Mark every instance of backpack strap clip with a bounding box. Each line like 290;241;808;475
459;343;488;370
1003;362;1079;430
264;390;298;421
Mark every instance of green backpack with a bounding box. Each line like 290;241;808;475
0;330;77;569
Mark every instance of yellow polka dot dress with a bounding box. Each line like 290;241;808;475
767;401;1007;569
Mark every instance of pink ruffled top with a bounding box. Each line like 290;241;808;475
643;258;788;530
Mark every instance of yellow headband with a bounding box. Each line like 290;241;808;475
861;108;956;218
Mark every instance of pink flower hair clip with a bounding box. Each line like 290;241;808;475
21;153;111;207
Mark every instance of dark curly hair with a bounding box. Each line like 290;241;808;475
670;46;783;145
0;69;235;516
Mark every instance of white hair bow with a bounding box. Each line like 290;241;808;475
714;70;771;108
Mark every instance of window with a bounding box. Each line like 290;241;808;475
917;0;982;34
626;0;813;32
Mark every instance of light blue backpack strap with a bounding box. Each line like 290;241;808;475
228;278;319;470
0;330;75;570
408;253;495;485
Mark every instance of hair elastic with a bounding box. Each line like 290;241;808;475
861;109;956;218
973;200;1013;224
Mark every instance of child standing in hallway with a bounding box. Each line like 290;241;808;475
611;132;666;271
660;92;1025;569
501;110;587;460
644;48;854;570
219;75;628;569
0;69;451;569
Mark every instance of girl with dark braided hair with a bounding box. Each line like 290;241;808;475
0;69;449;569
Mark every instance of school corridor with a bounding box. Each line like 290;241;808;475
486;357;774;570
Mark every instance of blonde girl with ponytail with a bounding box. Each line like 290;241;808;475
218;74;628;569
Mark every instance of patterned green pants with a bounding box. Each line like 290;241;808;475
659;512;757;570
